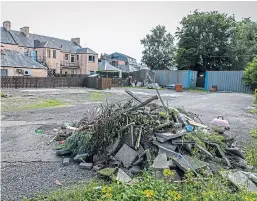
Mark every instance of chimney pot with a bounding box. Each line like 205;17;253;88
3;21;11;31
71;38;80;46
20;26;29;37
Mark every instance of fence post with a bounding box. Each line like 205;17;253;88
204;72;208;91
186;70;191;89
14;77;18;89
35;77;38;88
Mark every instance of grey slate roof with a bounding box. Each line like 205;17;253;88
76;48;97;54
9;30;79;53
1;27;16;44
1;50;46;69
98;60;121;72
35;41;61;49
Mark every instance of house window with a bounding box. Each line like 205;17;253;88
77;55;79;61
24;49;29;57
89;55;95;62
65;54;69;60
53;50;56;59
47;49;51;58
71;54;75;62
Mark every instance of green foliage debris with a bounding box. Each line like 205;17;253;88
24;100;65;109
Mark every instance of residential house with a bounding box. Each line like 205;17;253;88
104;52;149;73
1;21;98;77
1;49;47;77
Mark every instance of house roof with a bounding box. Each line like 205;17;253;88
76;48;97;54
107;52;136;60
1;26;97;54
1;27;16;44
119;64;138;73
9;30;80;53
98;60;121;72
1;49;46;69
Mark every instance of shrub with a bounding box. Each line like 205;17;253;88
243;56;257;91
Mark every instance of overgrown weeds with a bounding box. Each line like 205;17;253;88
22;170;257;201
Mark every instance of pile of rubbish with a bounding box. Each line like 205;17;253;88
54;89;257;192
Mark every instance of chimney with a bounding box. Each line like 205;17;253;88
3;21;11;31
20;26;29;37
71;38;80;46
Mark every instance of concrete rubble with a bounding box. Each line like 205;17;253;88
53;89;257;191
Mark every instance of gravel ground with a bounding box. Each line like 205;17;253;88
1;87;256;200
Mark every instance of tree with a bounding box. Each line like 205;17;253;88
231;18;257;70
243;55;257;90
175;10;236;72
141;25;175;70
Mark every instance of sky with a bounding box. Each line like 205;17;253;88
1;1;257;62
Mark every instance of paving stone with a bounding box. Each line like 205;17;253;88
79;162;93;170
56;149;71;156
172;155;208;172
62;158;70;166
221;171;257;193
115;144;138;168
152;153;169;169
116;168;132;183
73;153;89;162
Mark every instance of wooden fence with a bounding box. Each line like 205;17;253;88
1;76;87;88
84;77;112;90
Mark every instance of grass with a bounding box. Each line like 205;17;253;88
88;91;109;101
1;92;6;97
187;88;205;93
24;100;66;109
22;170;257;201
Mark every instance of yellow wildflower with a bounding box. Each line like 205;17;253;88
102;186;112;194
163;168;174;177
144;189;154;198
167;190;182;201
106;193;112;198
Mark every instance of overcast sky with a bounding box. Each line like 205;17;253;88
1;1;257;62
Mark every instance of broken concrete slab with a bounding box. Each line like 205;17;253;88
183;144;192;153
168;160;177;169
242;172;257;184
152;153;169;170
133;157;144;166
115;144;138;168
129;166;141;174
93;164;105;172
73;153;89;162
196;145;213;158
56;149;71;156
106;138;120;154
98;168;117;177
172;155;208;172
226;147;244;159
155;131;186;142
79;162;93;170
221;171;257;193
153;140;177;157
62;158;70;166
116;168;132;183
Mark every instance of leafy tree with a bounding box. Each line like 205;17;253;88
231;18;257;70
243;55;257;90
175;10;236;72
141;25;175;70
